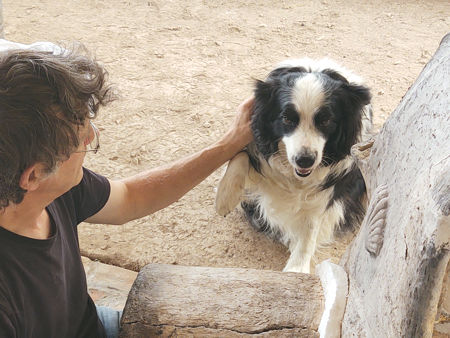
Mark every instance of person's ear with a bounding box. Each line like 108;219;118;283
19;163;47;191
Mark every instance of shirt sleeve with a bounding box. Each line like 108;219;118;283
68;167;111;224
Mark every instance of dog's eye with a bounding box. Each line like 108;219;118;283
316;111;333;128
282;115;295;125
281;108;298;126
319;118;331;127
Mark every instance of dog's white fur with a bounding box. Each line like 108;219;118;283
216;149;349;273
216;58;372;273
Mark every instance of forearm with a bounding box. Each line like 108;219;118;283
88;97;254;225
120;137;241;221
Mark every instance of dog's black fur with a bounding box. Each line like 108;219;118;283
216;58;372;272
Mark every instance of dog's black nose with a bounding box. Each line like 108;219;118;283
295;152;316;168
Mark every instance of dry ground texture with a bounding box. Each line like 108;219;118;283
3;0;450;272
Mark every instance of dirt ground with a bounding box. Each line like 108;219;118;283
4;0;449;272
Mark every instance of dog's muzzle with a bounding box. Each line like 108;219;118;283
294;151;317;177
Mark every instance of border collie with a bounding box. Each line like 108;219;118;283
216;58;372;273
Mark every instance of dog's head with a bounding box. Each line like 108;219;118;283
252;60;371;179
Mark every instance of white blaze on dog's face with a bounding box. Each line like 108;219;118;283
282;74;327;178
252;61;371;181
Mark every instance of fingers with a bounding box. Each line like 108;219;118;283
237;96;255;118
234;96;254;131
218;96;255;156
233;96;255;147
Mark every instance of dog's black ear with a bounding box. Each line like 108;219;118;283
333;83;371;158
343;82;371;108
322;68;350;84
254;79;275;102
252;79;280;159
267;66;308;80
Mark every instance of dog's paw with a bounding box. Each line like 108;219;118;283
283;264;310;274
215;152;249;216
283;246;312;274
215;184;242;216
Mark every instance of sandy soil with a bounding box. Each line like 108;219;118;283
3;0;449;272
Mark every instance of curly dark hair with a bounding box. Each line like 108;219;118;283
0;43;115;209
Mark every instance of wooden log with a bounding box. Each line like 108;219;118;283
0;0;3;38
340;33;450;337
120;264;324;337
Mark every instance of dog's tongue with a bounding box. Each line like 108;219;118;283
295;168;312;177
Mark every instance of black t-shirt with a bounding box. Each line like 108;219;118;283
0;168;111;338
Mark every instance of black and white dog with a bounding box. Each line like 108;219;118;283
216;58;372;273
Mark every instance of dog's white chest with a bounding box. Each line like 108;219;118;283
249;176;332;233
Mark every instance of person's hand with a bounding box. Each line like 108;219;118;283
220;96;254;154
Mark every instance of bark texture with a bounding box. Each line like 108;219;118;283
340;33;450;337
120;264;324;337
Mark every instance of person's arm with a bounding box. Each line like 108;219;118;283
86;97;254;225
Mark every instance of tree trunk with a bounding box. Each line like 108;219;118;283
340;33;450;337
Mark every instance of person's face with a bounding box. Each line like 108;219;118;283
41;121;99;196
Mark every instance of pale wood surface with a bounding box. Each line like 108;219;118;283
0;0;3;38
82;257;137;311
340;33;450;337
120;264;324;337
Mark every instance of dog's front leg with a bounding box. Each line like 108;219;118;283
215;151;250;216
283;223;321;274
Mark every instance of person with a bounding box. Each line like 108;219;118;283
0;39;254;338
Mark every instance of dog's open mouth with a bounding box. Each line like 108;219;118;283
295;168;312;177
